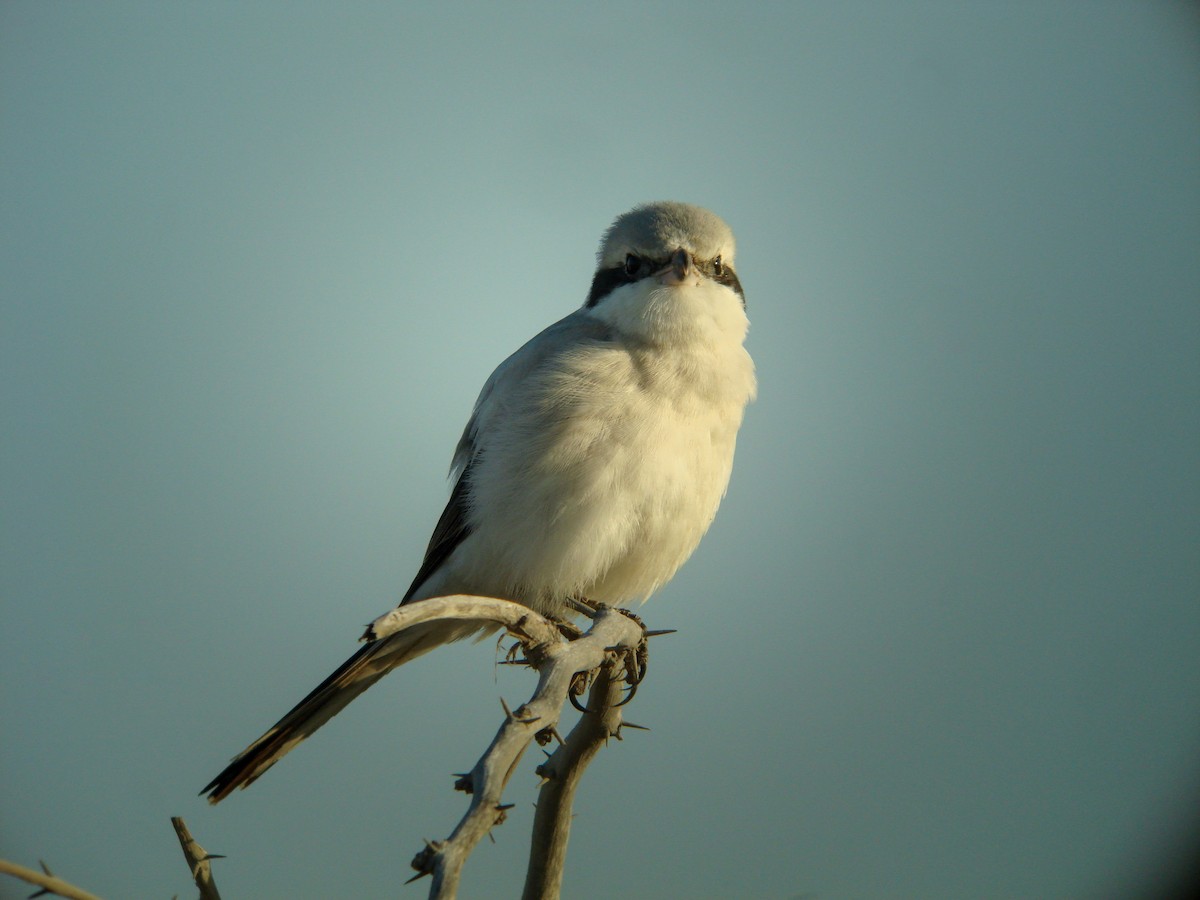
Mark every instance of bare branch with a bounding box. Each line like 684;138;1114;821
414;605;645;899
2;600;658;900
0;859;102;900
522;660;627;900
363;595;561;646
171;817;223;900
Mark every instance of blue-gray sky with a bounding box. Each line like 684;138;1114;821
2;2;1198;898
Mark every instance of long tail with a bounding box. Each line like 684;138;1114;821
202;619;476;803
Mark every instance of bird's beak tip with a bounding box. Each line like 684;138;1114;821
659;248;693;285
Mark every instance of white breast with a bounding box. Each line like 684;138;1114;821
429;278;755;615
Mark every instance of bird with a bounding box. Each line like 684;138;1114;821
202;201;757;802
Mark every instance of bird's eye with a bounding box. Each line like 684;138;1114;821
623;254;641;277
713;255;724;276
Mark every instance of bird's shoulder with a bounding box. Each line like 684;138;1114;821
450;310;617;474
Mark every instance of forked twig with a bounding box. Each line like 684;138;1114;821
401;601;645;899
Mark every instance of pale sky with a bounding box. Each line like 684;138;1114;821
2;2;1199;898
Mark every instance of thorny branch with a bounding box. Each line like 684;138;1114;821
0;817;225;900
0;859;102;900
522;660;626;900
397;597;649;900
171;816;223;900
0;596;655;900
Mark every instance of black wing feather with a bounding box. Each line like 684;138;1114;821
400;460;475;603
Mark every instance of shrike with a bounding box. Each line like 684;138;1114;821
203;201;756;802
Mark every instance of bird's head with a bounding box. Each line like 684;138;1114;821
584;202;747;345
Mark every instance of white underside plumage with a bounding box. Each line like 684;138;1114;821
418;276;756;614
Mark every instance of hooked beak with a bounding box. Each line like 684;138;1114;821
657;248;695;286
